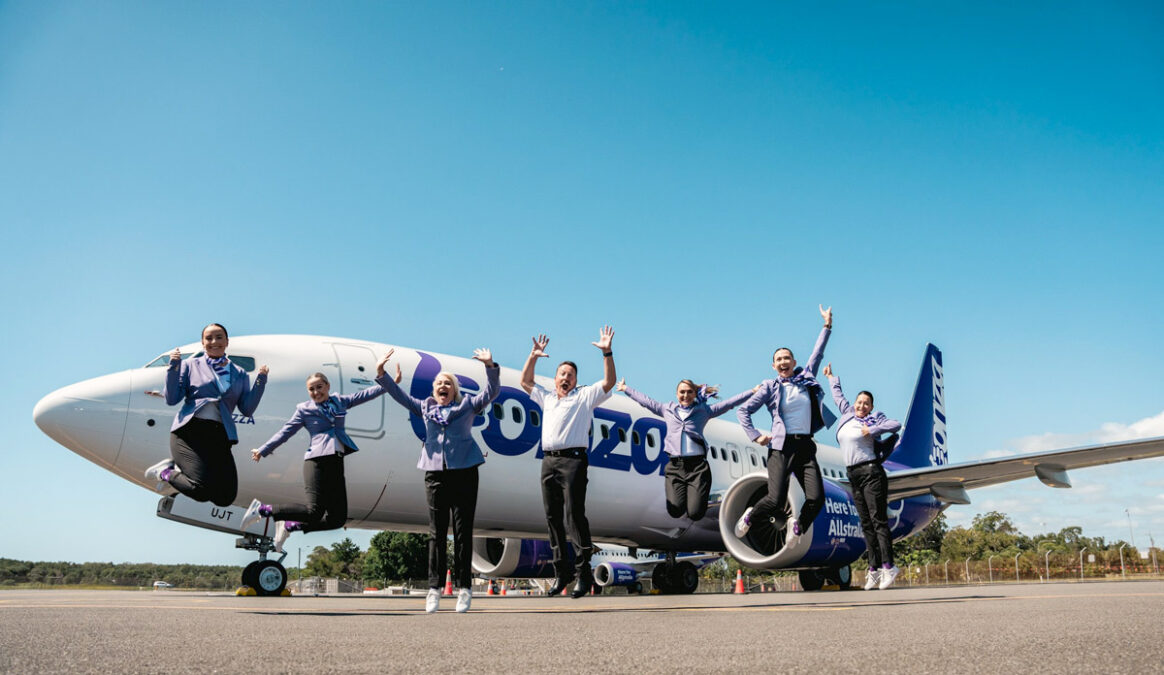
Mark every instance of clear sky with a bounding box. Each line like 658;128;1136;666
2;1;1162;565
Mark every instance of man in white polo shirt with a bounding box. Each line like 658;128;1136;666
520;325;616;598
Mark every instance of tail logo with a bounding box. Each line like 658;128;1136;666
929;355;948;466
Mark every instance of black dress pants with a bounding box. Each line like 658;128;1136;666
540;451;593;580
168;418;237;507
270;454;348;534
424;465;479;589
750;436;824;531
848;461;893;568
664;456;712;520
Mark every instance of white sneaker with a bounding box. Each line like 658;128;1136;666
240;499;264;529
273;521;291;554
425;588;440;614
864;568;880;590
456;588;472;613
144;459;179;494
781;520;801;550
734;507;754;537
878;565;900;590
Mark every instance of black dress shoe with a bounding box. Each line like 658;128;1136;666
547;577;573;596
571;576;592;599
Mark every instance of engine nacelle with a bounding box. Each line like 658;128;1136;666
471;537;559;578
593;562;639;587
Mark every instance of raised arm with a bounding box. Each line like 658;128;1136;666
520;334;549;394
737;381;774;444
163;349;186;406
236;364;269;417
468;348;502;413
803;305;833;376
254;410;305;458
823;363;853;417
708;385;759;418
620;382;665;417
592;325;616;393
375;354;425;417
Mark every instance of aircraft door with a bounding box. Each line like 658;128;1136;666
726;442;743;479
331;344;384;437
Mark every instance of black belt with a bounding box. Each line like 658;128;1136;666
543;447;587;458
847;458;880;470
785;433;813;441
669;455;707;465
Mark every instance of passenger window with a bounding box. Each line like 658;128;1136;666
600;424;610;440
731;450;739;463
492;403;504;419
618;428;626;443
762;456;768;467
511;407;523;424
531;410;540;427
646;434;656;448
709;447;718;460
749;455;757;466
632;431;641;445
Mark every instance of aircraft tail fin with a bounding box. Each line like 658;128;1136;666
888;343;948;468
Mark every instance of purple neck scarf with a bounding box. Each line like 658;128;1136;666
425;405;450;427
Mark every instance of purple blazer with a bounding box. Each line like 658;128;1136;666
256;385;387;459
828;375;901;440
623;386;754;457
379;364;500;471
737;326;837;450
164;355;267;444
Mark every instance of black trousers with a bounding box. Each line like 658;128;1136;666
168;418;237;507
751;436;823;531
848;462;893;568
540;451;592;580
270;454;348;534
425;465;479;589
664;456;712;520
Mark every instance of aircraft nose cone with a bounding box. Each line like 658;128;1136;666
33;371;132;469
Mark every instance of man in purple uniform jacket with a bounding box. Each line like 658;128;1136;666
735;305;837;551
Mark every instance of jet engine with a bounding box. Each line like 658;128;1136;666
471;537;559;578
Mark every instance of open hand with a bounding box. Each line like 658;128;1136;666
530;334;549;359
616;378;627;392
823;363;833;378
472;348;495;368
820;304;833;328
376;349;396;377
591;325;614;351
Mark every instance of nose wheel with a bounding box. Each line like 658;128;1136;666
236;532;288;596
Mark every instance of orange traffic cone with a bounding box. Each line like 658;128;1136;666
734;569;747;594
501;584;508;596
443;570;454;596
487;580;496;595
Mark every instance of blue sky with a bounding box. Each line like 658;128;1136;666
2;1;1162;565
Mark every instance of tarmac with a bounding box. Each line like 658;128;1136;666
1;580;1160;674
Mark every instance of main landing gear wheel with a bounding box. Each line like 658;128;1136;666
252;560;287;596
668;561;699;595
798;570;824;591
652;564;673;593
830;565;852;590
798;565;852;591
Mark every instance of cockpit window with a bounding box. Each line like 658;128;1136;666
144;352;256;372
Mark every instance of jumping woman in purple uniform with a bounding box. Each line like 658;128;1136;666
617;379;757;523
145;323;268;507
240;350;400;553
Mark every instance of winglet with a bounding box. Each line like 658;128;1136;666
888;343;948;468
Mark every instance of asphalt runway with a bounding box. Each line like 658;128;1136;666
1;580;1160;674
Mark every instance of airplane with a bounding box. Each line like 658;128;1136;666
32;335;1164;595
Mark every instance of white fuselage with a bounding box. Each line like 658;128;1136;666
35;335;856;552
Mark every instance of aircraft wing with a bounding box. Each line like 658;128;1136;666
884;436;1164;504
